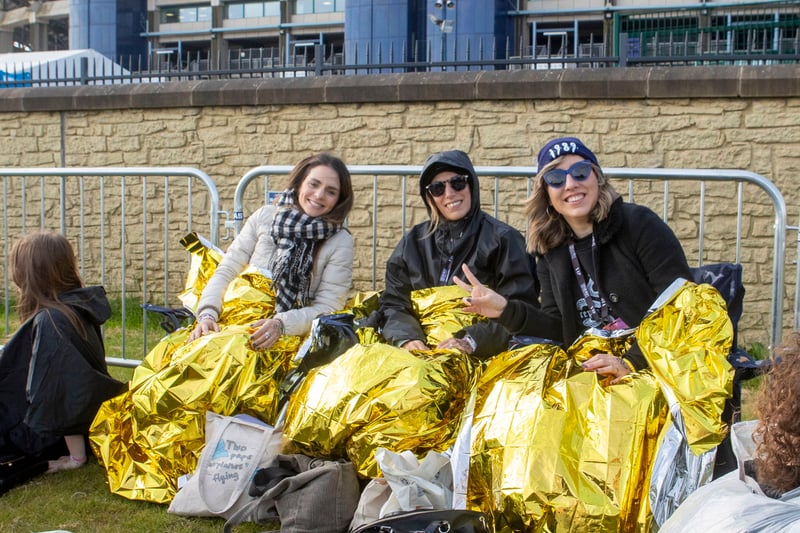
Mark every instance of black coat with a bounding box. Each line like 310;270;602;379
380;150;540;359
0;286;126;455
500;197;692;369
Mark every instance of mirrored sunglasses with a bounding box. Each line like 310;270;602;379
542;160;594;189
425;174;470;197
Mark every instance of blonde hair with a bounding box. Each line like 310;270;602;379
524;156;620;255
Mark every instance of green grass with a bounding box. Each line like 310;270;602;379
1;298;264;532
0;461;262;533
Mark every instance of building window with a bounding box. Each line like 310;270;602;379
228;4;244;19
161;4;212;24
226;2;280;19
292;0;344;15
244;2;263;17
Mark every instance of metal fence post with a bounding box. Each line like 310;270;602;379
619;32;628;67
315;44;323;76
80;56;89;85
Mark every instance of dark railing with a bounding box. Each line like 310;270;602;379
1;35;799;89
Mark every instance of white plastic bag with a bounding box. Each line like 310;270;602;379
374;448;453;516
659;420;800;532
348;478;392;532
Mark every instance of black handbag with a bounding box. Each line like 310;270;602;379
351;509;490;533
0;453;48;496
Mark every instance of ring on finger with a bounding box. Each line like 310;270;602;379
265;332;271;339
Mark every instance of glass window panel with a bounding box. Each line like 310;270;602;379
161;7;180;23
294;0;313;14
244;2;263;17
228;3;244;19
264;1;280;16
179;7;197;22
197;6;212;21
317;0;334;13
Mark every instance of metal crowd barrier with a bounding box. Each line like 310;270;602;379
0;167;221;367
0;165;791;366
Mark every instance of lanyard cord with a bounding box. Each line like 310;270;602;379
568;235;610;325
439;255;454;284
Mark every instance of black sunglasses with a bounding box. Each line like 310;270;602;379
542;160;594;189
425;175;470;197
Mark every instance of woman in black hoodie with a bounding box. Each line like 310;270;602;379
379;149;539;359
0;231;125;475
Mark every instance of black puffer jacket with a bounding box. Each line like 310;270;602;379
499;197;692;369
379;150;540;359
0;286;126;455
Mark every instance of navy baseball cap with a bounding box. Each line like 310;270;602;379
537;137;599;170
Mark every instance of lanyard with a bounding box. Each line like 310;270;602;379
439;255;454;284
568;235;609;325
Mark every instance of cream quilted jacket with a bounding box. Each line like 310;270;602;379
196;204;354;336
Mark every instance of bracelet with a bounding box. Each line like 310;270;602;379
461;334;478;354
197;312;216;323
275;317;285;334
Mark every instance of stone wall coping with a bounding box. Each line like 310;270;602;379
1;64;798;112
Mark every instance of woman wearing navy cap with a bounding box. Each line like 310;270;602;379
455;137;692;382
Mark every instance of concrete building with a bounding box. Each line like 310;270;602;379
1;0;797;68
0;0;146;59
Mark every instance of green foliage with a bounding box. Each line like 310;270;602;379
103;297;192;363
745;341;769;361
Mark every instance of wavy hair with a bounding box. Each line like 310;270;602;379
754;331;800;495
10;231;86;336
284;152;354;226
524;156;620;255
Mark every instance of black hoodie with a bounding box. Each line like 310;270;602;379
0;286;126;455
379;150;540;358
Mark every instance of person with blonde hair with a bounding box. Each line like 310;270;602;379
456;137;692;380
0;231;124;475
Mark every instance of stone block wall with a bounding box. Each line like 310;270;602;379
1;65;798;348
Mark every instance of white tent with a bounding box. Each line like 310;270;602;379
0;49;130;87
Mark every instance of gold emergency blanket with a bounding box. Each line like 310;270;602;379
283;285;480;478
467;280;733;532
89;232;300;504
636;280;734;454
413;285;487;346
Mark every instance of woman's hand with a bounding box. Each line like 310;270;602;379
189;314;219;341
249;318;284;350
581;353;632;385
401;340;429;352
453;264;508;319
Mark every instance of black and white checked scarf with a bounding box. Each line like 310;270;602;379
270;190;340;312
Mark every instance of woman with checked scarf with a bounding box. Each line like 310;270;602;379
190;152;354;349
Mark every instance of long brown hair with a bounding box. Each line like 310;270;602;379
524;156;620;255
10;231;86;334
284;153;354;226
754;331;800;495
